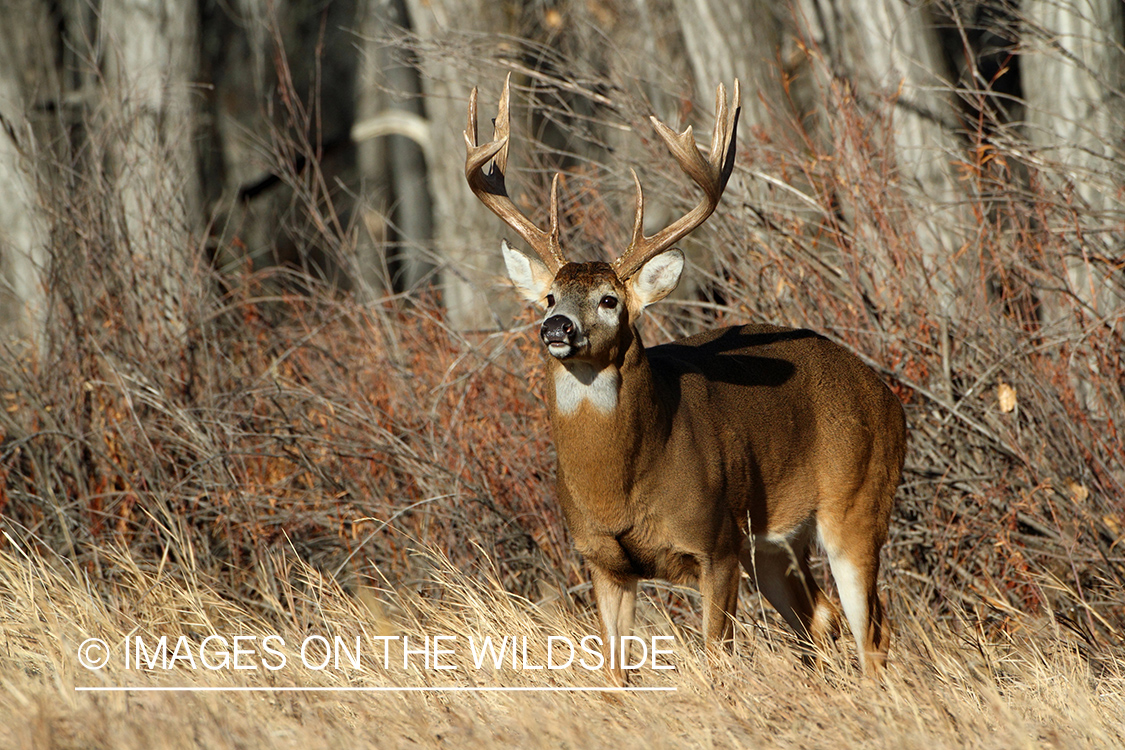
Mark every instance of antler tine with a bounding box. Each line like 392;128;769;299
613;80;741;280
549;173;561;247
464;73;567;273
627;168;646;250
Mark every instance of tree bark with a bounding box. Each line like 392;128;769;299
101;0;201;339
1022;0;1124;319
670;0;785;129
355;0;436;298
801;0;967;319
401;0;517;330
667;0;785;299
0;0;50;350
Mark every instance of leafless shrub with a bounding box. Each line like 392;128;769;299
0;1;1122;694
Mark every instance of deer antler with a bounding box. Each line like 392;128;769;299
465;73;567;273
613;81;740;280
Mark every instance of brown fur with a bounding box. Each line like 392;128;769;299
539;262;906;682
467;76;903;682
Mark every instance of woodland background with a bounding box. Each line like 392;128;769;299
0;1;1123;747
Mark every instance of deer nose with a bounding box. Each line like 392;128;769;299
541;314;576;345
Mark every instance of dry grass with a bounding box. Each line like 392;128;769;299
2;9;1125;748
1;541;1122;750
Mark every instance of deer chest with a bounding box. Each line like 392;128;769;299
566;507;700;585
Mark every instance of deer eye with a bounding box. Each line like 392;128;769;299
545;294;555;307
599;295;618;309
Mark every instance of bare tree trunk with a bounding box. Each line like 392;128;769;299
1022;0;1125;320
101;0;201;338
402;0;513;330
354;2;393;300
1021;0;1124;416
667;0;785;298
0;0;50;350
199;0;277;275
801;0;966;321
671;0;785;129
355;0;436;298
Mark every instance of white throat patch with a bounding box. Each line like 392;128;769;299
553;363;619;415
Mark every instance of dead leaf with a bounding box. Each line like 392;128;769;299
998;382;1017;413
1066;479;1089;503
1103;515;1121;537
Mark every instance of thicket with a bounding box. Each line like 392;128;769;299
1;12;1122;669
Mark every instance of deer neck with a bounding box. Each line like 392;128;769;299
545;326;665;507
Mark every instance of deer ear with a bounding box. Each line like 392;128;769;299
629;249;684;310
502;240;555;308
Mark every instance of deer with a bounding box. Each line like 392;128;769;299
464;75;907;682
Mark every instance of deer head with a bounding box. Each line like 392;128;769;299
465;75;740;370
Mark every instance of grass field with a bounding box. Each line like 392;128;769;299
2;539;1122;749
2;25;1125;747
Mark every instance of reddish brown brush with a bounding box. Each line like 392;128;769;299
1;36;1121;669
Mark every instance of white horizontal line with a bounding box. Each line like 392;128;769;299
75;686;676;693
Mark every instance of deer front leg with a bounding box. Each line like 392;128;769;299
699;554;741;654
589;565;638;685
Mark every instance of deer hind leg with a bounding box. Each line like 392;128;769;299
740;534;840;668
818;520;891;677
589;566;638;685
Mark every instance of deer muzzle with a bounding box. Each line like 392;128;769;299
541;314;582;358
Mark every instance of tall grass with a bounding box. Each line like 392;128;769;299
0;7;1123;747
0;541;1121;748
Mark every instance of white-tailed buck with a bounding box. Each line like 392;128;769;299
465;75;906;680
